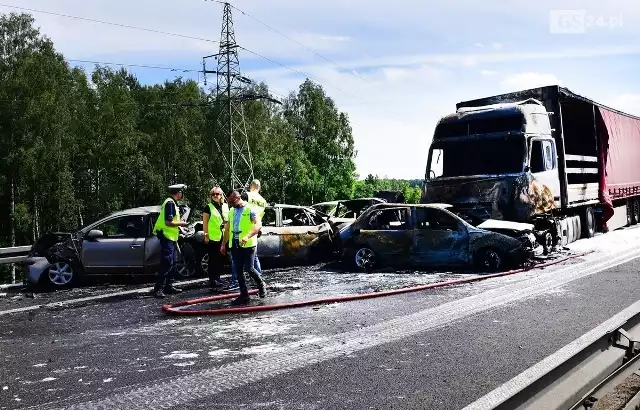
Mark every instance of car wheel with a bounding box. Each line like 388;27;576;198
201;253;209;275
354;247;376;271
176;259;196;278
475;248;504;273
46;261;75;287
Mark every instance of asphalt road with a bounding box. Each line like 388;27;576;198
1;242;639;409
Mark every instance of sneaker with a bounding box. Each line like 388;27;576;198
163;286;183;294
224;282;240;291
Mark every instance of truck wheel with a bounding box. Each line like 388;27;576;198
581;207;595;239
627;200;635;226
634;199;640;225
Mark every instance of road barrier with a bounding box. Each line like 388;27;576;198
0;245;31;265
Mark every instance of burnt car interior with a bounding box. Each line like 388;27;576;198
282;207;321;227
366;208;409;230
336;200;380;219
415;207;460;231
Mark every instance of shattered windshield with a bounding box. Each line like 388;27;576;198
427;137;525;178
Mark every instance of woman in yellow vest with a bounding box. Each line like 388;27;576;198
202;186;229;291
221;190;267;304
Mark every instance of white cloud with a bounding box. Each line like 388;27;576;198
8;0;640;179
500;72;564;90
606;94;640;116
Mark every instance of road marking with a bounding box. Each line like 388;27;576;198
460;299;640;410
39;244;640;410
0;278;210;316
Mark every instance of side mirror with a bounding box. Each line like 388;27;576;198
87;229;103;240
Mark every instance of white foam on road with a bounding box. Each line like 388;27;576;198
41;242;640;410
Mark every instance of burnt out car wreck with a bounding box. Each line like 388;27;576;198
338;203;537;272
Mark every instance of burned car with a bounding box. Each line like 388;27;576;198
186;203;339;276
339;203;536;272
21;205;195;289
329;198;387;229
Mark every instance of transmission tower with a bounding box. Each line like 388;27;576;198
202;2;254;193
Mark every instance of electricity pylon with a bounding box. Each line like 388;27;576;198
203;2;254;193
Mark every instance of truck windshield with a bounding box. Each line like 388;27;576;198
427;138;525;178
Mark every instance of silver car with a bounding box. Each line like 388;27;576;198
21;205;193;289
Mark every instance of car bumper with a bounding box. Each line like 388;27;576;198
21;257;51;285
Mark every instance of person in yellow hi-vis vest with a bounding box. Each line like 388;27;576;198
152;183;189;298
245;179;267;276
221;190;266;305
202;186;229;291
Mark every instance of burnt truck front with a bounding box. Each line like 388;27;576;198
422;99;561;226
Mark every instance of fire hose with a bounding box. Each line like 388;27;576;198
161;251;592;316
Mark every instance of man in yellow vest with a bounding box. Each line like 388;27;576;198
221;190;266;304
152;183;189;298
202;186;229;291
245;179;267;275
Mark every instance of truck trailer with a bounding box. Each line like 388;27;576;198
421;85;640;249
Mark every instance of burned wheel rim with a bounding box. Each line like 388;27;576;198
201;254;209;274
48;262;73;286
176;260;194;278
355;248;375;270
479;249;502;271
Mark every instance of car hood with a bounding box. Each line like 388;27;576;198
476;219;534;236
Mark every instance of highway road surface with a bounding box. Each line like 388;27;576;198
2;225;640;410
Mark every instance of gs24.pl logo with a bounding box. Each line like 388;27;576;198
549;10;624;33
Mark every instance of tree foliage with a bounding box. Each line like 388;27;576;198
0;12;421;267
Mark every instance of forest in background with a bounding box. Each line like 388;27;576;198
0;12;422;256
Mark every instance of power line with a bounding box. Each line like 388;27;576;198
0;3;219;44
2;2;377;107
67;59;200;73
225;2;374;86
65;58;288;100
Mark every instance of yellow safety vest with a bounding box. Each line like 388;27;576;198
207;202;229;241
228;205;257;248
153;197;181;241
247;191;267;218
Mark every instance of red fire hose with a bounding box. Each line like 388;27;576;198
161;252;592;316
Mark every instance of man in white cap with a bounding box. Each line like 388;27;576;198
245;179;267;275
151;183;189;298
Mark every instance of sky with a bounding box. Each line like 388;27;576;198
8;0;640;180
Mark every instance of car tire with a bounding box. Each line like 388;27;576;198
44;261;76;289
176;243;198;278
474;248;504;273
352;247;376;272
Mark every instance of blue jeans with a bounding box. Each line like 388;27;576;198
230;240;264;297
155;236;177;291
229;248;261;283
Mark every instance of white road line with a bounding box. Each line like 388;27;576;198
39;243;640;410
0;278;209;316
461;299;640;410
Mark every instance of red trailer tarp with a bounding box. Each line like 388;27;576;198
597;106;640;224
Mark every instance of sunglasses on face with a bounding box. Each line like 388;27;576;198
211;193;222;197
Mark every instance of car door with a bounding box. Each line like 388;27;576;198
412;207;470;268
143;213;162;274
278;207;325;261
257;207;282;259
355;207;413;266
81;214;147;274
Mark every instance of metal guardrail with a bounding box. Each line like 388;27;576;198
0;245;32;265
464;300;640;410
